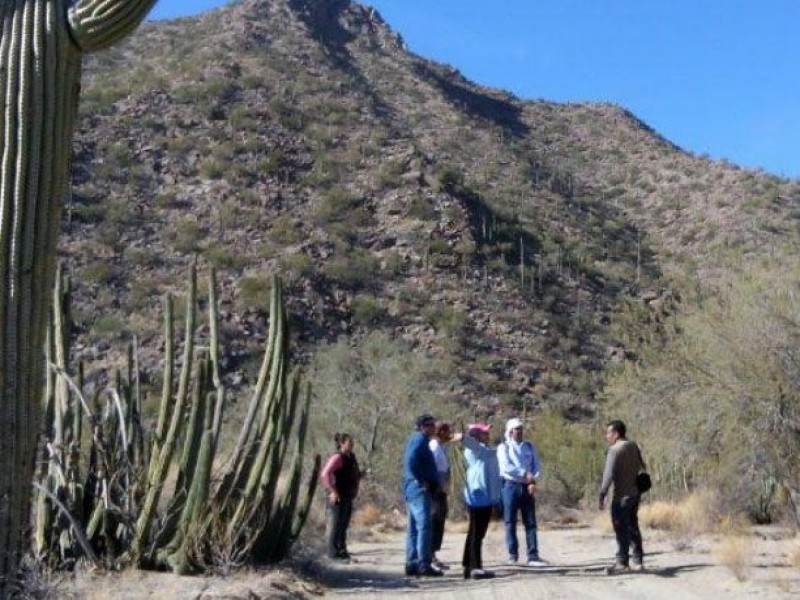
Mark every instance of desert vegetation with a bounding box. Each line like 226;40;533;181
33;268;318;577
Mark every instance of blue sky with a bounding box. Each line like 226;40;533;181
150;0;800;178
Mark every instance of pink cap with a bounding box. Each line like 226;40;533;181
468;423;491;435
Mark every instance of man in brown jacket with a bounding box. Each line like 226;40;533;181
599;420;645;573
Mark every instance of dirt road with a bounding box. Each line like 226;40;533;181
320;520;800;599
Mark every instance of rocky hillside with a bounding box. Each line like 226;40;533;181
62;0;800;420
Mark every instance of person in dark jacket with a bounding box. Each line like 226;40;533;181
599;419;646;573
402;414;443;577
320;432;362;560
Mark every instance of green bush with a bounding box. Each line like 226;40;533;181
351;294;386;326
407;192;437;221
603;259;800;520
308;332;457;508
172;219;205;254
323;248;380;290
239;275;272;310
533;410;604;506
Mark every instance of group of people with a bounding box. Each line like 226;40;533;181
402;414;548;579
319;415;646;580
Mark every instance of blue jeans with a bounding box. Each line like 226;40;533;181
501;481;539;560
405;491;433;571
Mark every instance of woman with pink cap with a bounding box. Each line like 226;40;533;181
460;422;501;580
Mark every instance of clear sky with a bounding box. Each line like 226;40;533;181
150;0;800;178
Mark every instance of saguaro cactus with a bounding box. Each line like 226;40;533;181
0;1;155;592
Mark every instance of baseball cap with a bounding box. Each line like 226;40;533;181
506;417;524;431
415;414;436;429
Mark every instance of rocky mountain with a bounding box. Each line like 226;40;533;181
62;0;800;420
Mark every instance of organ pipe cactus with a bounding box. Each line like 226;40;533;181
0;0;156;591
34;269;319;575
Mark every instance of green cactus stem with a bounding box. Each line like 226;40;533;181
0;0;156;589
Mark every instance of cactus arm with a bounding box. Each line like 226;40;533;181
208;269;225;450
67;0;157;53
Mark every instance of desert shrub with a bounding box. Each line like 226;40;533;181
268;215;304;245
323;248;380;291
308;332;457;508
407;192;437;221
83;261;118;286
238;275;272;311
533;410;604;506
280;252;314;284
422;305;466;340
351;294;386;326
374;159;404;190
603;258;800;520
313;188;371;229
434;163;464;192
199;157;226;179
714;535;748;581
91;314;127;337
172;218;205;254
204;245;249;271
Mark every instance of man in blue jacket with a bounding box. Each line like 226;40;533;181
403;414;443;577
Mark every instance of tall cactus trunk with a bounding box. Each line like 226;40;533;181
0;0;155;592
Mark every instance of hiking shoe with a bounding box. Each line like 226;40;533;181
470;568;496;580
418;566;444;577
526;558;549;567
605;562;630;575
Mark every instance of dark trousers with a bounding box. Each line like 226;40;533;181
610;495;643;565
431;490;448;553
326;498;353;558
462;505;492;574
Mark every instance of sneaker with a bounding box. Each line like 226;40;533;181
526;558;549;567
470;568;496;580
506;556;518;565
432;558;449;570
418;566;444;577
631;560;645;572
605;562;630;575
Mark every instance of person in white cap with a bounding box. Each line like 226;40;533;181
497;417;548;567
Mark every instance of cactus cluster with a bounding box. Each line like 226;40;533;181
0;0;157;590
34;266;319;574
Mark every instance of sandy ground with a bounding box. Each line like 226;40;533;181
319;519;800;600
57;517;800;598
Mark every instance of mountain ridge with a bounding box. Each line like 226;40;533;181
62;0;800;420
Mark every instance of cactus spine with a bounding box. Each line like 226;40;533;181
0;0;155;591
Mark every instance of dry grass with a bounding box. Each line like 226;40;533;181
352;502;382;527
713;535;748;581
639;491;713;533
638;491;715;550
